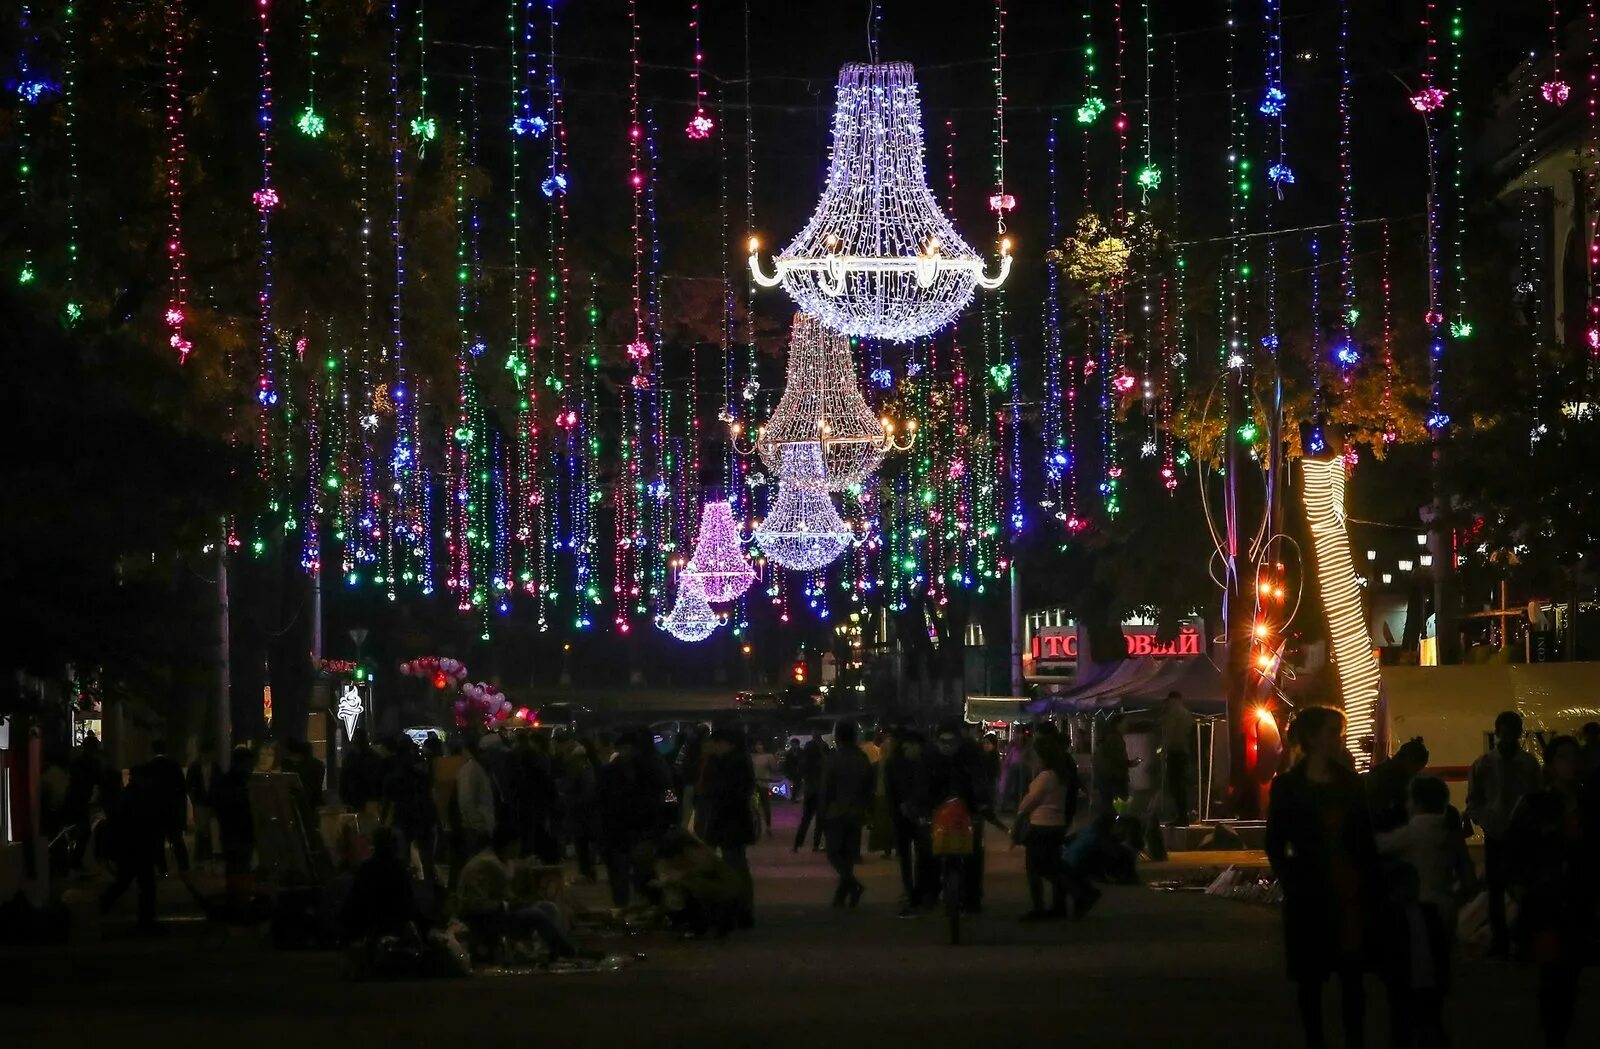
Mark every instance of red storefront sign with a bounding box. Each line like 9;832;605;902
1031;622;1203;663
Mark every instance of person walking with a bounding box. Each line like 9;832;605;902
751;739;779;836
1505;735;1599;1049
782;737;805;803
821;720;873;908
700;727;759;927
143;739;189;876
1466;710;1542;958
185;746;222;864
99;763;165;931
562;738;602;882
792;737;827;853
1266;706;1381;1049
1374;775;1477;1049
599;731;660;910
382;736;439;887
455;737;498;861
888;728;932;917
1016;733;1091;920
214;745;257;902
339;728;382;815
1158;691;1197;826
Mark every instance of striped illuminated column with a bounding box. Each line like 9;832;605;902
1301;457;1381;768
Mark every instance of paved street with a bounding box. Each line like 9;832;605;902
2;803;1590;1049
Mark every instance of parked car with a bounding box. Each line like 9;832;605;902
733;690;779;711
779;686;825;714
787;714;879;750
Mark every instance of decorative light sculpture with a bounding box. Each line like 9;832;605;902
742;313;914;493
748;63;1011;342
661;573;719;642
1301;457;1381;770
680;500;755;604
754;444;852;572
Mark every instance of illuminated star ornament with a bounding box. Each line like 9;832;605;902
748;63;1011;341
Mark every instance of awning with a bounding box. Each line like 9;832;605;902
1027;653;1227;715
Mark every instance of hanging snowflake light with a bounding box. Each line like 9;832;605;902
1541;80;1571;106
686;109;715;140
1409;87;1448;113
744;314;913;493
748;64;1011;342
511;114;549;137
253;186;280;212
1259;84;1287;117
661;574;720;642
1267;162;1295;186
296;106;326;137
754;444;852;572
1076;96;1107;125
679;500;756;604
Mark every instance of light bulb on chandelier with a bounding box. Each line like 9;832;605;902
747;63;1010;342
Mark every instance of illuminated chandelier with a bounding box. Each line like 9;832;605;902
754;444;852;572
736;313;914;493
680;499;755;604
748;63;1011;342
661;573;720;643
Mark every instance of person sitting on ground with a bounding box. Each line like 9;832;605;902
342;825;425;943
456;827;585;961
650;827;746;938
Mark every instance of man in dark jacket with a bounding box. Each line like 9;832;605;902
792;737;827;853
822;721;874;908
887;728;932;915
99;764;165;930
382;737;439;887
599;732;661;909
143;739;189;875
699;727;758;927
340;729;381;813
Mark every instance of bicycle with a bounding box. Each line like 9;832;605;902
929;797;975;946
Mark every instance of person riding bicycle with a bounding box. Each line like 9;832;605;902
922;719;994;912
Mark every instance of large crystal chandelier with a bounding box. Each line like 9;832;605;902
748;63;1011;342
740;313;914;493
680;499;755;604
661;573;720;643
754;444;852;572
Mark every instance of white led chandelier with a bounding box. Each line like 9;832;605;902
736;313;914;493
754;443;853;572
748;63;1011;342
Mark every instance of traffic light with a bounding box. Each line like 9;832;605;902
792;660;806;684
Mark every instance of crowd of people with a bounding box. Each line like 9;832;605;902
1267;708;1600;1049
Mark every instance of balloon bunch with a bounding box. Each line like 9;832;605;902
456;681;512;727
399;656;470;690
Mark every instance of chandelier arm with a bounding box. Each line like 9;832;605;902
748;253;783;288
972;252;1014;291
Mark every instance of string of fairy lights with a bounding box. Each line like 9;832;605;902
7;2;1591;654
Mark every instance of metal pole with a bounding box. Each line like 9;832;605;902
216;522;232;759
1009;562;1024;697
310;564;323;663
